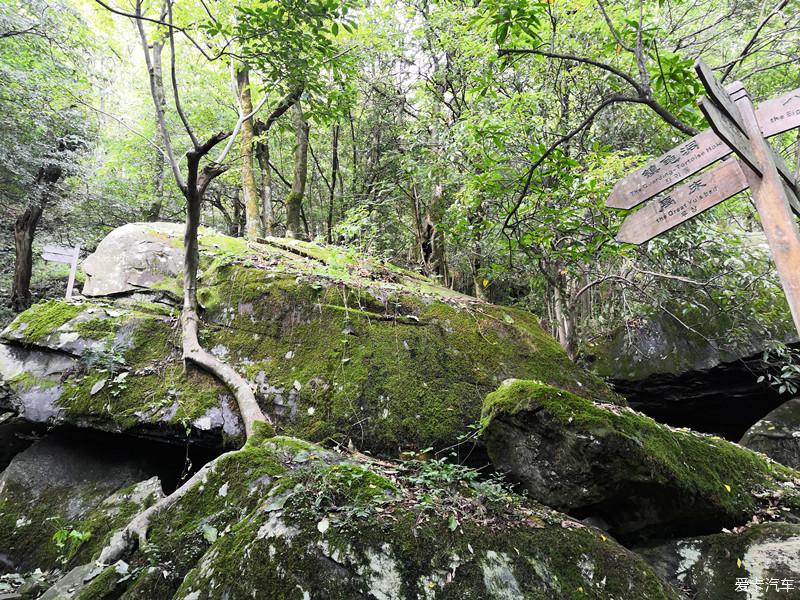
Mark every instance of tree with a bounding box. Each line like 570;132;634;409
50;0;360;571
1;0;91;310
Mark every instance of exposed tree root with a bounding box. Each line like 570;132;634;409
48;450;237;597
182;308;269;439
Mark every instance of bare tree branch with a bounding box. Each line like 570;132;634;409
720;0;792;81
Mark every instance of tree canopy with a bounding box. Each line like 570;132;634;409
2;0;800;364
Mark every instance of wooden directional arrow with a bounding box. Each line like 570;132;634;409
695;61;748;134
616;158;747;245
608;60;800;338
757;87;800;137
607;84;800;209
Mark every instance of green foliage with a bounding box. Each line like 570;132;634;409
52;527;92;562
759;342;800;396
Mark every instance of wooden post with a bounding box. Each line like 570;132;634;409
65;244;80;300
735;92;800;334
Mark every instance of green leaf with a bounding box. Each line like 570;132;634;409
448;515;459;531
202;524;218;543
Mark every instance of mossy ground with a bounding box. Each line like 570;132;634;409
482;379;800;521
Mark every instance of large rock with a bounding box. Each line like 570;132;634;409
40;430;681;600
586;311;798;440
82;222;183;296
480;379;800;540
0;222;617;454
0;299;243;447
636;523;800;600
741;398;800;469
0;430;163;572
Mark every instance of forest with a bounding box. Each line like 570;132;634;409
1;0;800;598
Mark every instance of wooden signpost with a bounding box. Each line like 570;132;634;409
42;244;81;300
607;81;800;209
609;60;800;334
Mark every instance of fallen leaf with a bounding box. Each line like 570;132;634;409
90;379;107;396
317;518;330;534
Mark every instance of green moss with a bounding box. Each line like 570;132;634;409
60;362;227;432
73;316;120;341
0;477;138;572
482;379;800;518
9;371;59;391
155;439;678;600
75;565;120;600
194;262;617;454
8;299;84;342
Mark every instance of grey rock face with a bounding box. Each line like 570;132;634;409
0;429;163;571
82;222;183;296
636;523;800;600
740;398;800;469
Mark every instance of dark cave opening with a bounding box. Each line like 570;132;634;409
610;353;789;441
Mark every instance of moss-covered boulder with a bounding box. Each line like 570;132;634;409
481;379;800;540
43;430;680;600
636;523;800;600
0;430;162;572
740;398;800;469
587;305;796;382
0;222;617;455
0;299;243;447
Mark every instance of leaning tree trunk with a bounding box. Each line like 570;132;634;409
10;204;44;311
182;145;268;439
10;149;65;311
237;67;260;240
286;100;309;238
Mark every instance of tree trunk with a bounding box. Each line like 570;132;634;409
253;85;303;237
182;146;268;439
471;247;487;301
10;205;43;311
552;278;578;359
255;136;273;236
420;183;448;284
236;67;260;240
146;148;165;221
286;100;309;238
145;25;166;221
10;146;66;311
326;124;340;244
